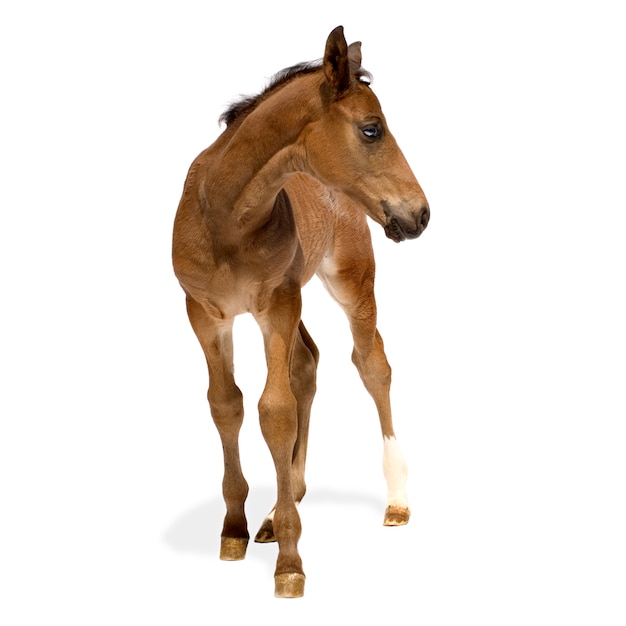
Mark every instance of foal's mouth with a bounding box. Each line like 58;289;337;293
382;203;430;243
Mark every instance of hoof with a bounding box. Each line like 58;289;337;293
274;572;305;598
220;537;249;561
384;505;411;526
254;518;276;543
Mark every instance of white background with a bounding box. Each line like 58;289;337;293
1;0;624;623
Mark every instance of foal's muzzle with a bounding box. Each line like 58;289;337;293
383;204;430;243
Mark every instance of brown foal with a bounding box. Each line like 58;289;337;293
172;26;429;597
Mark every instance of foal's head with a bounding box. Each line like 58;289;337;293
304;26;430;242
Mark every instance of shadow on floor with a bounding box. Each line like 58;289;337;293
163;485;383;562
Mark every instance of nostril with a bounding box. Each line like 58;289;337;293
420;206;430;229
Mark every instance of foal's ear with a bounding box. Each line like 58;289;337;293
348;41;362;73
323;25;352;97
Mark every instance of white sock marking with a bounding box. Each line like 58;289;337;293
382;436;409;509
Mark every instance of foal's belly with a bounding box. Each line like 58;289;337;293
181;255;302;321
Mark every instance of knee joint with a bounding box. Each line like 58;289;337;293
258;392;298;442
209;385;244;426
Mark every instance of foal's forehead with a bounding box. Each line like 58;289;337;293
335;82;384;118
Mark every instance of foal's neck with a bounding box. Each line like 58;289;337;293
208;73;321;236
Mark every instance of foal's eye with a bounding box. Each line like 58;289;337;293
361;124;382;141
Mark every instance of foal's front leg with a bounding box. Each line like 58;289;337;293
350;324;411;526
319;220;410;526
256;284;306;598
186;296;250;560
255;321;319;544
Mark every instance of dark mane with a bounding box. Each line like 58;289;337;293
218;59;372;127
219;60;322;127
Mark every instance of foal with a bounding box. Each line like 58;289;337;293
172;26;429;597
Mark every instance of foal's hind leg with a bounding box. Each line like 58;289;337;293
319;215;410;526
186;296;250;559
255;321;319;543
